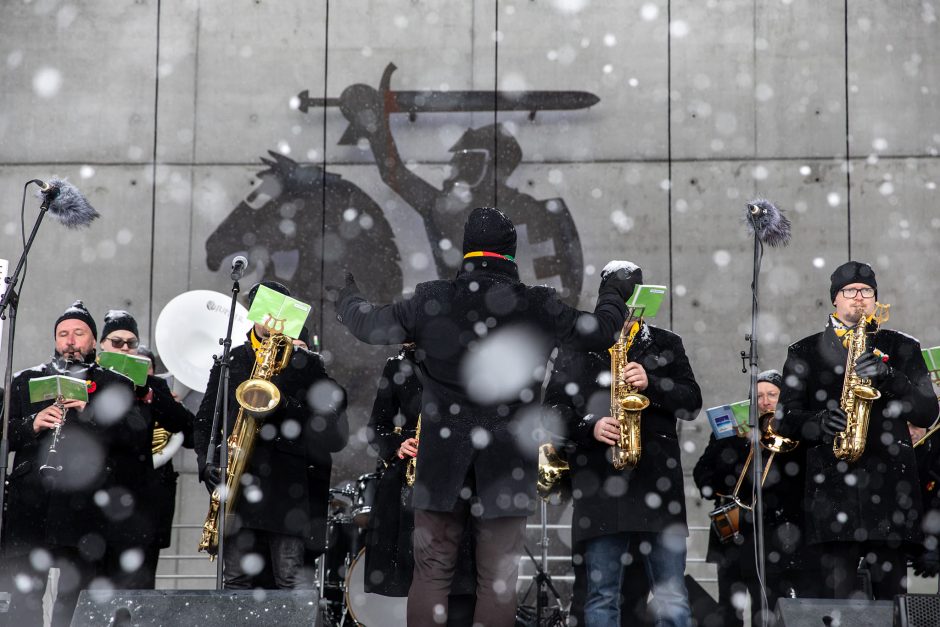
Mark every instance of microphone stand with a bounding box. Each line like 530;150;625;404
0;179;55;544
742;231;769;627
204;278;241;589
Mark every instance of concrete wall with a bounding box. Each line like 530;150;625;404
2;0;939;600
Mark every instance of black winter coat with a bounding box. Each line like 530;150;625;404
337;257;627;518
139;375;194;549
362;352;476;596
195;334;349;540
3;358;170;555
777;322;939;545
543;325;702;544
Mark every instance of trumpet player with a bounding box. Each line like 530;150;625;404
0;301;155;627
693;370;812;626
544;263;702;627
775;261;938;600
194;281;348;590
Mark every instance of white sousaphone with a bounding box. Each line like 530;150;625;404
152;290;253;468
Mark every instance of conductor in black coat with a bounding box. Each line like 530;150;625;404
335;207;636;627
544;280;702;627
776;261;939;599
195;281;349;590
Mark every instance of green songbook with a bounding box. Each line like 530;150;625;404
922;346;940;373
28;375;89;404
626;284;668;319
246;285;312;340
97;351;150;386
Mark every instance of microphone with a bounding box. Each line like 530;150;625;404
744;198;791;247
32;177;100;229
230;255;248;281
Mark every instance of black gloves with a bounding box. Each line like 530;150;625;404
819;407;848;437
201;463;222;495
914;549;940;577
854;351;893;383
327;272;360;306
599;262;644;303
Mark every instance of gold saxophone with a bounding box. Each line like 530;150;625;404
405;414;420;487
537;442;570;501
610;318;650;470
198;332;293;558
832;302;890;462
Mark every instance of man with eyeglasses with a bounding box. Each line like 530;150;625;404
774;261;938;601
98;310;194;589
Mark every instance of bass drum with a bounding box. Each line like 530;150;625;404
345;548;407;626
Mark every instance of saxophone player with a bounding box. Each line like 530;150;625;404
775;261;938;600
194;281;349;589
544;263;702;627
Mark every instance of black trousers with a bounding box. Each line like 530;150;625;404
408;504;526;627
223;528;313;590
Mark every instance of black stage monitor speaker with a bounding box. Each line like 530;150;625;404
70;589;319;627
775;598;893;627
894;593;940;627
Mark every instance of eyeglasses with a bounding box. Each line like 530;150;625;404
105;336;139;349
840;287;875;299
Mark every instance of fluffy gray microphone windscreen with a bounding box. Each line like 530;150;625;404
39;177;100;229
745;199;791;247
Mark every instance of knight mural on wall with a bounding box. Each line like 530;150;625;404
329;64;590;304
205;151;404;311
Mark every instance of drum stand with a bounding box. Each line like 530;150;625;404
520;500;567;627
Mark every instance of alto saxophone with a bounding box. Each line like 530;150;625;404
405;414;420;487
198;332;293;558
610;318;650;470
832;302;890;462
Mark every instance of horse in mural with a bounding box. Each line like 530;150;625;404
205;151;404;325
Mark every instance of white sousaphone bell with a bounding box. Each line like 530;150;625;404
152;290;253;468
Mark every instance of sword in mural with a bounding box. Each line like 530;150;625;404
296;63;600;144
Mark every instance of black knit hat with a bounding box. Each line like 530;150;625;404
100;309;139;341
757;369;783;390
247;280;291;307
461;207;517;258
829;261;877;303
54;300;97;338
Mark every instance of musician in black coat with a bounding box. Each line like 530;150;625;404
776;261;939;600
363;345;476;626
195;281;349;590
1;301;174;627
910;421;940;579
335;207;636;627
693;370;813;627
97;309;195;589
544;297;701;627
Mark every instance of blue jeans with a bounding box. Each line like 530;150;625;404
582;532;690;627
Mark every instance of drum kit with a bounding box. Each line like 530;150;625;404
319;472;406;627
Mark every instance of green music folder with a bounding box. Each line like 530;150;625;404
922;346;940;372
28;375;89;404
97;351;150;386
626;284;667;319
247;285;312;339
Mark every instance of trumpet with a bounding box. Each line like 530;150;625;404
708;412;799;543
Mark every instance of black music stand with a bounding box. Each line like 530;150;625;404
519;500;567;627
